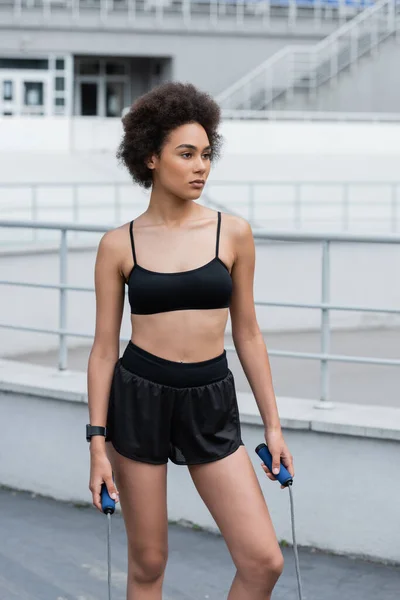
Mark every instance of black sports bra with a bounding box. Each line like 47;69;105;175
126;211;233;315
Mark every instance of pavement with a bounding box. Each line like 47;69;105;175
11;328;400;408
1;487;399;600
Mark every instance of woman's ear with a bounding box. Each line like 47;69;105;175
146;154;156;170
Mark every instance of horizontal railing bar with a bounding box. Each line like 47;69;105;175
224;346;400;367
256;300;400;314
220;109;400;122
1;279;398;316
2;220;400;243
0;281;94;292
0;220;110;232
2;180;400;187
0;323;93;338
1;323;397;367
0;182;131;188
208;181;400;186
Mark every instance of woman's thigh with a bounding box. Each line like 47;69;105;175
188;445;283;571
106;443;169;557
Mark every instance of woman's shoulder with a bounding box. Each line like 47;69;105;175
218;210;252;240
99;221;131;249
96;220;137;271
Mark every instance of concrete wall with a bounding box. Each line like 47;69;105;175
0;359;399;564
0;28;322;97
0;241;399;357
3;117;400;155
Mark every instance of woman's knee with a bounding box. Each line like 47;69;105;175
128;545;168;584
237;547;284;587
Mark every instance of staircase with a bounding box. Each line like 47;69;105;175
216;0;399;112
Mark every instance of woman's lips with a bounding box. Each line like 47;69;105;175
189;181;204;188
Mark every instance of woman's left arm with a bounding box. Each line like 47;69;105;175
229;217;294;487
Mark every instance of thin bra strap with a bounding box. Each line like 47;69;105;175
129;220;137;265
215;211;221;258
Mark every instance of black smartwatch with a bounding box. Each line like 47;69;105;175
86;424;107;442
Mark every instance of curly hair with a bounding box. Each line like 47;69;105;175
116;81;223;189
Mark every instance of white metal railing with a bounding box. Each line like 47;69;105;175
1;180;400;236
219;109;400;121
0;219;399;408
207;180;400;232
1;0;373;31
216;0;399;110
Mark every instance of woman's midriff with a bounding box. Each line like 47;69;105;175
130;307;229;363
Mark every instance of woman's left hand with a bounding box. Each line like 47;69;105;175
260;427;294;489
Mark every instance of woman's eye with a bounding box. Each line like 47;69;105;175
182;153;192;158
203;153;211;160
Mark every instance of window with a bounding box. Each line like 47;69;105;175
55;58;65;70
106;62;126;76
79;61;100;75
106;82;125;117
24;82;44;106
0;58;48;70
3;80;13;101
55;97;65;106
55;77;65;91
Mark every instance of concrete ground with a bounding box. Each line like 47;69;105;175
11;328;400;408
1;487;399;600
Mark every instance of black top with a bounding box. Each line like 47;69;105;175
127;211;233;315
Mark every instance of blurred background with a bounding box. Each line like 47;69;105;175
0;1;399;598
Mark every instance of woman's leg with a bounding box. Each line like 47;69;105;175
188;445;284;600
106;443;169;600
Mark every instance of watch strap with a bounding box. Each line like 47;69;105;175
86;424;107;442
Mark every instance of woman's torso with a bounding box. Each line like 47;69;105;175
120;208;235;363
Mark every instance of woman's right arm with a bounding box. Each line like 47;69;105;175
87;229;125;512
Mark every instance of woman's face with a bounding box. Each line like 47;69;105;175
147;122;212;199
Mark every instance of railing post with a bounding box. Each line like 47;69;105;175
342;183;349;231
309;50;318;102
59;229;68;371
236;0;244;26
288;0;297;29
243;81;251;110
371;16;379;56
31;185;38;242
287;51;295;102
114;184;121;224
100;0;108;23
294;184;301;229
210;0;218;26
338;0;346;26
387;0;395;33
262;0;270;28
14;0;22;18
350;27;359;71
156;0;164;26
391;183;397;233
315;240;334;409
182;0;190;27
248;184;255;223
314;0;322;29
265;65;272;108
71;0;80;20
43;0;51;20
128;0;136;23
330;38;339;87
73;184;79;222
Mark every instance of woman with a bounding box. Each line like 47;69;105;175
87;81;294;600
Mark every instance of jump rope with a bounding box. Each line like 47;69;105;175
100;443;304;600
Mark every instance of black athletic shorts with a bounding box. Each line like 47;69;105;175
105;340;244;465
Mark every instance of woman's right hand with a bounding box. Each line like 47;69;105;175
89;448;119;512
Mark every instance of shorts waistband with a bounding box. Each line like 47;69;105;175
120;340;229;387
